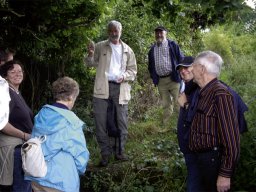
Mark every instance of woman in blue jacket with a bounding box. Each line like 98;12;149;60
26;76;89;192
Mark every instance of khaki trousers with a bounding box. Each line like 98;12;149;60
158;77;180;125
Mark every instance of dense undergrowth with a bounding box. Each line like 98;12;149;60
79;103;256;192
80;108;188;192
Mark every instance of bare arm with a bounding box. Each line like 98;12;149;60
1;122;31;141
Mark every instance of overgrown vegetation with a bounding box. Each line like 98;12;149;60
1;0;256;191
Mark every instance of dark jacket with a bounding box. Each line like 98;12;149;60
148;39;184;85
177;80;248;154
177;80;198;154
221;81;248;133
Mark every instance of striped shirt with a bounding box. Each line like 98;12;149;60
153;39;172;76
189;78;240;177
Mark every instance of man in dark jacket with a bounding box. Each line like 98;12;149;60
148;26;184;128
178;51;248;192
177;55;248;192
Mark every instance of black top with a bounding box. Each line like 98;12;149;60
9;88;33;133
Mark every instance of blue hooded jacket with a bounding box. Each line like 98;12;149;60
25;104;89;192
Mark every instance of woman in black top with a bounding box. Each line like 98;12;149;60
0;60;33;192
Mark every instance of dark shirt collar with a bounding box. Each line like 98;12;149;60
52;102;69;110
200;78;218;96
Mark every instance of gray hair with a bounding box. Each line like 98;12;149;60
195;51;223;77
52;76;79;102
107;20;122;32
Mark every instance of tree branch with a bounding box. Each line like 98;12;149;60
0;8;25;17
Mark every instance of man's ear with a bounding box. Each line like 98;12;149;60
201;65;206;74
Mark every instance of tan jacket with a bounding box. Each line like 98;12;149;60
84;40;137;104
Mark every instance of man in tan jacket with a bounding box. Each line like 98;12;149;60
84;20;137;166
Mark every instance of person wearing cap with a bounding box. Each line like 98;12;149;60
187;51;240;192
148;26;184;128
176;56;201;191
84;20;137;167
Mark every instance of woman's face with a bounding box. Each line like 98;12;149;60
6;64;23;87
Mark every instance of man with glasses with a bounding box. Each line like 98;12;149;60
188;51;240;192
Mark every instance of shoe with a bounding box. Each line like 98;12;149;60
98;155;109;167
115;154;129;161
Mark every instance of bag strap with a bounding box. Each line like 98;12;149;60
38;135;47;143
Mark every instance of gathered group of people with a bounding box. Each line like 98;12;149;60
0;50;89;191
85;20;246;192
0;20;246;192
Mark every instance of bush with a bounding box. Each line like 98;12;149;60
202;26;235;65
224;54;256;191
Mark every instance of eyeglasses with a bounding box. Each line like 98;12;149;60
192;62;203;67
8;70;24;75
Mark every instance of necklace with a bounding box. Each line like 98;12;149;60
9;85;19;94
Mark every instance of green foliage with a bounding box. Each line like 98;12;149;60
234;132;256;190
202;26;235;65
202;22;256;66
227;56;256;190
0;0;114;111
143;0;248;29
217;27;256;190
